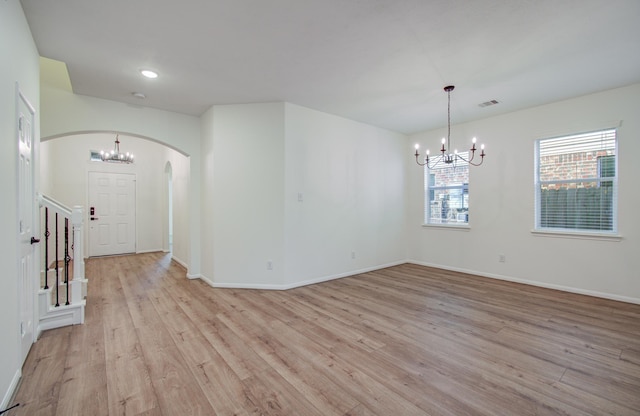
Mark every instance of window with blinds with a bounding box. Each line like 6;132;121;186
424;154;469;225
535;129;617;233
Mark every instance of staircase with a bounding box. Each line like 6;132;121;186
37;194;87;335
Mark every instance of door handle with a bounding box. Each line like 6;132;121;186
30;237;40;244
90;217;98;221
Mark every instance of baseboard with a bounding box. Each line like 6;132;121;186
1;368;21;412
196;274;214;286
408;260;640;305
171;255;189;271
38;301;86;333
197;260;407;291
136;249;164;254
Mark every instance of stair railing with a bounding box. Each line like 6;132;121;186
38;194;86;327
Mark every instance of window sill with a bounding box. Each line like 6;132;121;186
531;229;622;242
422;223;470;231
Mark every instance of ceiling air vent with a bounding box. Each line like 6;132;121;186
479;99;499;108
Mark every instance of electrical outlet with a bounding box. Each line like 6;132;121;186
351;251;356;259
499;254;506;263
267;260;273;270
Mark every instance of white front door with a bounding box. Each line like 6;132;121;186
17;86;36;364
88;172;136;257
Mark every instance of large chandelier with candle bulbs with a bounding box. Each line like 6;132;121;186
414;85;485;168
100;134;134;164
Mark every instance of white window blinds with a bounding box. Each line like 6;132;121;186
535;129;617;233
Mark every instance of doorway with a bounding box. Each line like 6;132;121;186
88;171;136;256
17;85;36;364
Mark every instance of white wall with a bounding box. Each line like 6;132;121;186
39;86;202;276
40;133;189;258
200;102;407;288
284;103;407;286
209;103;287;287
0;0;40;407
408;83;640;303
199;108;216;281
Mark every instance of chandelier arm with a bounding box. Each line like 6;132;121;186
454;149;475;164
467;157;485;167
428;155;448;169
415;155;428;166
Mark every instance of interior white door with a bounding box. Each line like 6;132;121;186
17;86;36;364
88;172;136;256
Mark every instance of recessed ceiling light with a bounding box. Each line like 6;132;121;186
132;92;146;99
140;69;158;79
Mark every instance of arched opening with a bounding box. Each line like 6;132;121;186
40;131;189;262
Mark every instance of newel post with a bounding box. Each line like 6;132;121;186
71;205;86;305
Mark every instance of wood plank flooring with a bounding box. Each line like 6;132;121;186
10;252;640;415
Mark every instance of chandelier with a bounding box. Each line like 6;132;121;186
414;85;485;168
100;134;134;163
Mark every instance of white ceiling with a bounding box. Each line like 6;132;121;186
20;0;640;135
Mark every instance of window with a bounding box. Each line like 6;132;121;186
90;151;103;161
535;129;617;233
424;155;469;225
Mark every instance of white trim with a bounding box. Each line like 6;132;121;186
421;223;470;231
529;119;622;142
533;126;619;234
39;193;73;217
196;260;407;291
189;257;640;304
171;255;188;270
187;274;202;280
194;274;212;284
1;369;21;412
531;229;622;241
136;248;164;254
408;260;640;305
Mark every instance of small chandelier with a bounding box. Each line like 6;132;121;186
414;85;485;168
100;134;134;163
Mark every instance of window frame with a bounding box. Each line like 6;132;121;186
423;154;470;228
533;128;619;237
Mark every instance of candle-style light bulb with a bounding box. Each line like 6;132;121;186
472;137;477;144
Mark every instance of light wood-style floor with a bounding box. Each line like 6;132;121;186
10;252;640;415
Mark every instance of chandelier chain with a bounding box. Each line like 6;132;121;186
447;87;451;153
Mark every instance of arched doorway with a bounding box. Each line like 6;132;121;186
40;132;188;260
